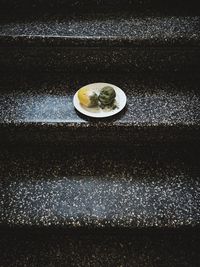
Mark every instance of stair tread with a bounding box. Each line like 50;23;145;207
0;144;200;227
0;73;199;144
0;74;200;127
0;15;199;46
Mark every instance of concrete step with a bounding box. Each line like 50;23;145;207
0;0;199;16
0;144;199;227
0;72;200;145
0;15;199;73
0;228;199;266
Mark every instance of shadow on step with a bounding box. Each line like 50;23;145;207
0;226;199;267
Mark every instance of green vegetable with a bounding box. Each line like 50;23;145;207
89;93;98;107
98;86;116;106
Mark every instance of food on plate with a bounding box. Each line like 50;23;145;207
78;85;117;110
74;82;127;118
98;86;116;109
78;86;98;107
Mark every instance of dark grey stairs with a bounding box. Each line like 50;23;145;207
1;228;199;266
0;73;200;145
0;144;199;227
0;0;200;266
0;0;200;15
0;15;200;73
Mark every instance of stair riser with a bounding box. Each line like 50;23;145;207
0;125;200;145
0;0;199;15
1;47;200;73
0;228;199;267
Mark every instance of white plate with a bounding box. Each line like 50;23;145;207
73;82;127;118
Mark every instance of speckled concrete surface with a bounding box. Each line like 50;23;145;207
0;1;199;266
0;0;199;16
0;15;199;72
0;228;199;266
0;16;199;46
0;144;199;227
2;46;200;73
0;73;200;144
